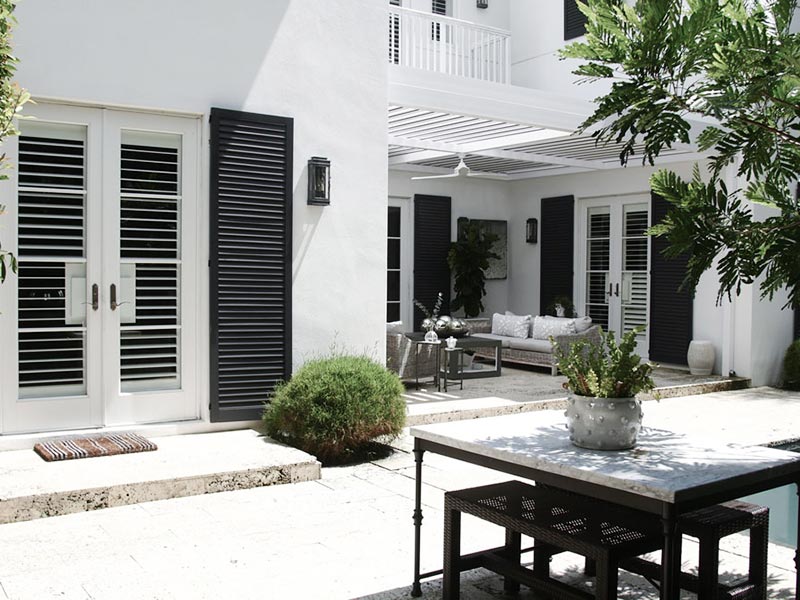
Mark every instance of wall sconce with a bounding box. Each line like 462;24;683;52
477;0;488;8
526;218;538;244
307;156;331;206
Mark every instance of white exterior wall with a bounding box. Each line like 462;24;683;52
508;0;607;98
10;1;388;395
388;172;513;318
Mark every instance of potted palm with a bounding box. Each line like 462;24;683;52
552;326;655;450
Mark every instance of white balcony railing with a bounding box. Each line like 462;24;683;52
388;7;510;85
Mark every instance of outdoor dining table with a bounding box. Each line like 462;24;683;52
409;410;800;600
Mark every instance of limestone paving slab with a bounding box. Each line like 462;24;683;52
0;429;320;524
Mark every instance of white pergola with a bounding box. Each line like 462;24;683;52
388;69;704;180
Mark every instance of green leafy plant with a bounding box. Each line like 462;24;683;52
0;0;30;283
553;327;655;398
561;0;800;307
262;354;405;465
783;340;800;391
413;291;443;320
447;220;499;318
546;295;577;318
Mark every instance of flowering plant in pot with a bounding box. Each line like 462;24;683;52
552;326;655;450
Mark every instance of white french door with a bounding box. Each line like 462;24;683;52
579;196;650;357
0;104;199;434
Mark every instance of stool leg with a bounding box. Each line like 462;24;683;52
533;539;554;579
749;523;768;600
443;504;461;600
595;557;618;600
504;528;521;594
585;557;597;577
698;535;721;600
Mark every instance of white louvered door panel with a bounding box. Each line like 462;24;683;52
103;111;198;427
579;196;650;358
0;104;199;434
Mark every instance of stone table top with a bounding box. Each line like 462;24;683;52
410;410;800;504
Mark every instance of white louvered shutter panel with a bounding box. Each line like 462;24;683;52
119;132;182;392
621;205;649;341
17;124;88;398
585;207;610;329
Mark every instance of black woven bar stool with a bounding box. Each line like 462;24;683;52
443;480;664;600
620;500;769;600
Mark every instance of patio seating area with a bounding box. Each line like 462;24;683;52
0;387;796;599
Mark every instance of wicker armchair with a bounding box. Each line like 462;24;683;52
386;332;438;382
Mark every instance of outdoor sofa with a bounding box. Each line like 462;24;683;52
468;313;600;375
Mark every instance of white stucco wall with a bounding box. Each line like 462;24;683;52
508;0;608;99
388;172;513;318
12;0;389;373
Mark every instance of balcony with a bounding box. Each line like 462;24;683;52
388;6;510;85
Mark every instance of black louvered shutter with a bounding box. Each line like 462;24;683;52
564;0;588;40
413;195;451;331
796;184;800;341
649;193;692;365
540;195;574;315
209;108;293;422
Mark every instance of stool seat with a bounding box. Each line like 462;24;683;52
443;480;663;600
621;500;769;600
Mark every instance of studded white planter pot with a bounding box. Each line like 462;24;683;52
565;395;643;450
687;340;715;376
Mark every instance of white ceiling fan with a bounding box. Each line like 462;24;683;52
411;154;509;181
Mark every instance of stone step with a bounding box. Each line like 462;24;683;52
0;429;319;525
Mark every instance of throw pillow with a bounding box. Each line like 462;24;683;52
491;313;531;338
532;315;576;339
505;310;533;336
543;315;592;333
386;321;404;334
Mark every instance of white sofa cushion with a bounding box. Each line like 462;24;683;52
386;320;405;334
491;313;531;339
543;315;593;333
532;315;577;339
508;337;553;353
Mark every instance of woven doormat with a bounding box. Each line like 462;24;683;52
34;433;157;462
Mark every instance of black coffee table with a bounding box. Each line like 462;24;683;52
405;333;502;380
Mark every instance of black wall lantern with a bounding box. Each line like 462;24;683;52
477;0;488;8
308;156;331;205
526;217;538;244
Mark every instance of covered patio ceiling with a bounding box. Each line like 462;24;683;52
388;104;704;181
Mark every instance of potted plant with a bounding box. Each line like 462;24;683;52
546;295;576;318
552;326;655;450
447;220;499;318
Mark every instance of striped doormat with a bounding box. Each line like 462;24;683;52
34;433;157;462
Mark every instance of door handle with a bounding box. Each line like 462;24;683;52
614;283;620;297
82;283;99;311
607;283;613;297
110;283;129;311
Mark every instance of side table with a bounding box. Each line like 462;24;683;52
442;347;464;392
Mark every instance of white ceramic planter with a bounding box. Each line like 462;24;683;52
687;340;715;376
565;396;643;450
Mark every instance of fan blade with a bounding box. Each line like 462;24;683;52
411;173;461;181
466;172;510;180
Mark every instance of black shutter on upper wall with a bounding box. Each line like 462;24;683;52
413;195;451;331
209;108;293;423
540;195;574;316
649;193;693;365
564;0;588;40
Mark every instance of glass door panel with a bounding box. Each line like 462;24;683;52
584;206;610;330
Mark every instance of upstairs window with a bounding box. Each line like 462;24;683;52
432;0;447;15
564;0;588;40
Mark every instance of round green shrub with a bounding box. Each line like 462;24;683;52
783;339;800;391
263;355;406;464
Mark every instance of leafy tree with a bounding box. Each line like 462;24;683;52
0;0;29;283
447;220;499;317
561;0;800;307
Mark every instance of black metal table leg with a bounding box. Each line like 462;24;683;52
661;505;681;600
412;440;425;597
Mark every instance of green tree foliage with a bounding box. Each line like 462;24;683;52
784;339;800;390
0;0;29;283
561;0;800;306
447;220;499;317
262;354;405;465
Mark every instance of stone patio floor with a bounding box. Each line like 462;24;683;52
0;387;797;599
